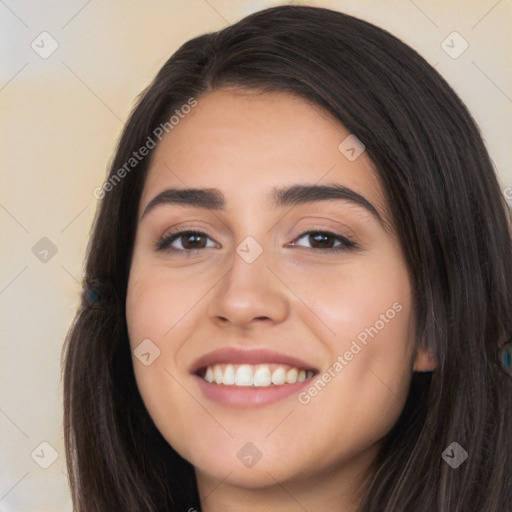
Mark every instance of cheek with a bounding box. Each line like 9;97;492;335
308;251;408;324
126;254;236;463
291;306;413;476
290;254;414;441
126;257;213;346
125;262;197;454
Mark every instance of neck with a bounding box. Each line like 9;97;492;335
195;445;377;512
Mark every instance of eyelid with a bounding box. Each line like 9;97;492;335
155;224;359;253
156;219;220;242
290;219;357;240
155;226;219;252
287;224;359;250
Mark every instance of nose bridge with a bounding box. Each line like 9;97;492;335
224;235;272;301
209;233;289;326
221;204;272;288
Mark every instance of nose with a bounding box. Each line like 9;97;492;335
207;242;290;330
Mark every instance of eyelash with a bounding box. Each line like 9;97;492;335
155;227;359;254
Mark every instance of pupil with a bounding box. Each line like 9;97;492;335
184;233;205;249
311;232;332;248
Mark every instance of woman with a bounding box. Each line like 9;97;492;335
63;5;512;511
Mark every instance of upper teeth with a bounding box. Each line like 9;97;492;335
202;364;314;387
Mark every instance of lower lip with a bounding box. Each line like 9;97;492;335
192;374;314;407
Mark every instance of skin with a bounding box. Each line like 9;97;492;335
125;88;436;512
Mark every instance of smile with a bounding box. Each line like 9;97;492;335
200;363;316;387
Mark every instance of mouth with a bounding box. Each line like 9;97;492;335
189;347;319;405
197;363;317;387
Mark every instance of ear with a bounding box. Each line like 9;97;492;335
413;344;437;372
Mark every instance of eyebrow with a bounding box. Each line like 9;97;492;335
140;184;384;224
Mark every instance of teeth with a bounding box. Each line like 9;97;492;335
285;368;298;383
271;367;286;385
253;366;271;386
201;363;315;387
222;364;235;385
235;365;253;386
214;365;223;384
205;367;214;383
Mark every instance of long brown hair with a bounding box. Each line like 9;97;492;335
62;5;512;511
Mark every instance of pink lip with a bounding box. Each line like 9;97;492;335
191;374;314;407
188;347;318;375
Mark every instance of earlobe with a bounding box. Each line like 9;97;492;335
413;345;438;372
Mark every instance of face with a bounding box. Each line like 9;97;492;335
126;88;434;500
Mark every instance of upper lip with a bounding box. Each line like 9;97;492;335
189;347;319;375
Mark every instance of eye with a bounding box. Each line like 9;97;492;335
291;230;358;252
155;228;358;254
155;229;218;252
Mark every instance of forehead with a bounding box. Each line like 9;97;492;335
140;88;387;219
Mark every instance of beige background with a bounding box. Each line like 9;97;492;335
1;1;511;510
